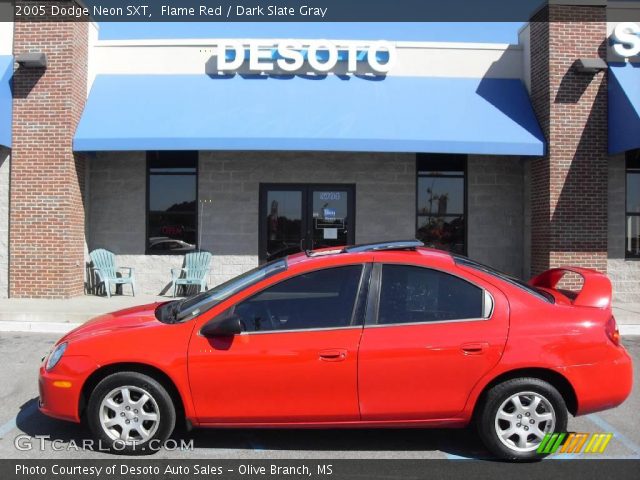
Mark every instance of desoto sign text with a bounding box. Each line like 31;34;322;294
213;40;397;74
612;22;640;58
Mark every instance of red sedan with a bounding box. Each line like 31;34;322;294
39;241;632;460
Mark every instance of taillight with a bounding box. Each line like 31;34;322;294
606;316;621;346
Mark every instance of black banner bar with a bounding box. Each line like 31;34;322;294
2;459;640;480
2;0;640;23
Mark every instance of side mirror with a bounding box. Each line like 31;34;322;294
200;313;242;337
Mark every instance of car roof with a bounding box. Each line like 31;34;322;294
286;241;455;268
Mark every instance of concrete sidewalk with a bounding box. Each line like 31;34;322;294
0;294;176;333
612;303;640;325
0;294;638;335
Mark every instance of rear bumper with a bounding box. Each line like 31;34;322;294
561;345;633;416
38;355;97;423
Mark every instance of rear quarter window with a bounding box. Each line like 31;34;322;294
454;256;554;303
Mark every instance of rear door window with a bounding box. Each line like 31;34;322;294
378;265;483;324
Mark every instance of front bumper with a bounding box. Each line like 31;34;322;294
38;355;97;423
561;345;633;416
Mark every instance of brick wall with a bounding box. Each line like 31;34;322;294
88;151;535;294
467;156;526;277
529;4;608;282
0;148;9;298
607;153;640;303
10;5;88;298
87;152;186;296
199;151;417;278
88;151;417;295
88;152;146;254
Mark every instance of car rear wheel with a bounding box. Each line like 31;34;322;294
477;378;568;461
87;372;176;454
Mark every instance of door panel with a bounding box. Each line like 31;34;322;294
358;263;509;420
188;328;362;423
188;264;367;424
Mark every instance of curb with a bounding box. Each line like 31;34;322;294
1;321;640;336
0;321;81;334
621;325;640;336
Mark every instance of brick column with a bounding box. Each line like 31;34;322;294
529;3;608;278
10;5;88;298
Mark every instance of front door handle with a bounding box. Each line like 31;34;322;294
461;342;489;355
319;349;348;362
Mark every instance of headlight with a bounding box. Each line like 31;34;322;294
45;342;68;371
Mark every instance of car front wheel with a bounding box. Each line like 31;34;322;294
477;378;568;461
86;371;176;454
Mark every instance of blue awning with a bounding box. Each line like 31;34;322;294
0;56;12;149
74;74;545;156
609;63;640;155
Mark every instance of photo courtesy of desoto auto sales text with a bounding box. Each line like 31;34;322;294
0;0;638;479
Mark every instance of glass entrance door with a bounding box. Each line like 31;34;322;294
310;188;352;251
259;184;355;262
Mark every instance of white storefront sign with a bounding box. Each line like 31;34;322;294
214;40;397;74
612;22;640;58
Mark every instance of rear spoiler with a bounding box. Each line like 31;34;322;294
529;267;612;309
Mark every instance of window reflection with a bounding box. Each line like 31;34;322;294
265;191;303;261
416;154;466;255
626;150;640;258
417;215;465;254
147;152;198;255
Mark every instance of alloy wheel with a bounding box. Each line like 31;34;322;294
99;385;160;444
494;391;556;452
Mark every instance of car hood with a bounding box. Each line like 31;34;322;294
61;303;165;343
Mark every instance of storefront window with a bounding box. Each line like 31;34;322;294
416;154;466;255
626;150;640;259
147;151;198;255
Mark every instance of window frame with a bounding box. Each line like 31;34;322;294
145;151;199;256
415;154;468;256
221;263;372;335
365;263;493;327
625;149;640;260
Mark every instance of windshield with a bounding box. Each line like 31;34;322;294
156;258;287;324
453;255;554;303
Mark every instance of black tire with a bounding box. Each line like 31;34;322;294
476;377;568;461
86;371;176;455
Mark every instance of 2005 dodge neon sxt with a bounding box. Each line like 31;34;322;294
39;241;632;460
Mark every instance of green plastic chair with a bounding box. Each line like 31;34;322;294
89;249;136;298
171;251;212;297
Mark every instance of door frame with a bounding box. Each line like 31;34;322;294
259;183;356;263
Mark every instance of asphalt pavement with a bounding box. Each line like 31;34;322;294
0;332;638;460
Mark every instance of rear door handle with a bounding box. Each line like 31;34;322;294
319;349;348;362
461;342;489;355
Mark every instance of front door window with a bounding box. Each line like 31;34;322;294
232;265;364;332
